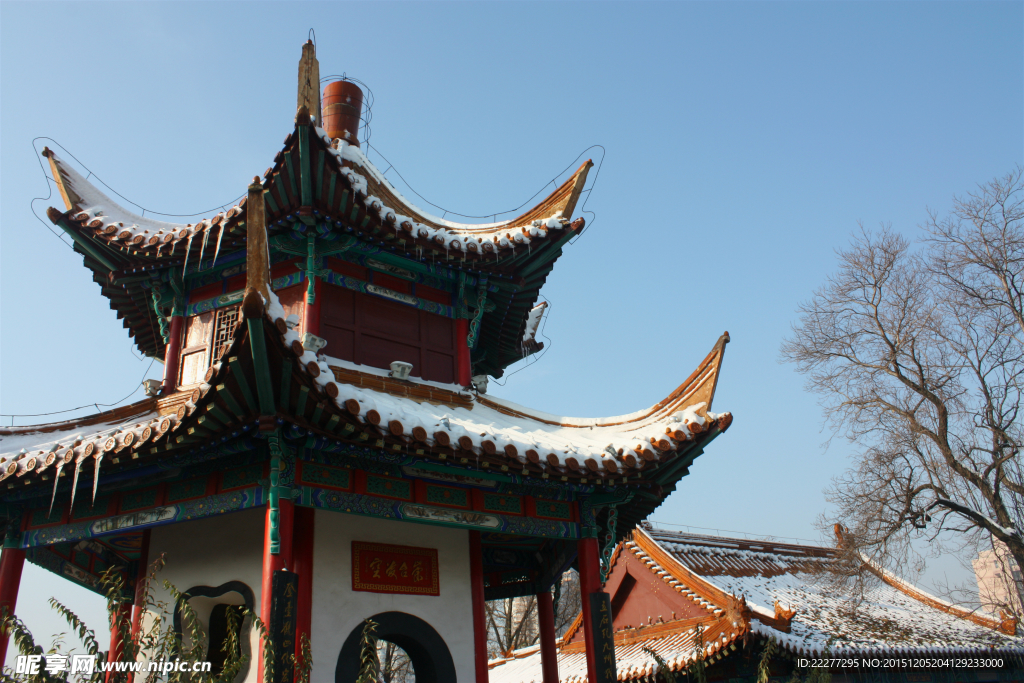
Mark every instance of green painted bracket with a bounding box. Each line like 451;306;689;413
467;280;488;349
306;233;318;304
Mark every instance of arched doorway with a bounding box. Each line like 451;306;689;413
335;612;457;683
174;581;254;682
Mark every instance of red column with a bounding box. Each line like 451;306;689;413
131;529;152;638
456;319;471;387
0;547;25;666
577;537;602;683
292;506;315;668
536;589;559;683
161;315;184;395
304;279;321;337
259;499;294;682
468;531;489;683
104;602;132;683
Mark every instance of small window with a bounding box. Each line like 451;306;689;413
178;306;240;388
212;307;240;361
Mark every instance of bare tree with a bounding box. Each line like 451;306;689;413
378;639;414;683
781;168;1024;615
485;570;582;657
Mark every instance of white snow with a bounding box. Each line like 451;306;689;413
520;302;547;345
49;152;240;253
315;128;571;249
266;291;726;471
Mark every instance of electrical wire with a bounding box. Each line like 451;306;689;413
2;358;156;426
31;137;246;220
367;143;606;230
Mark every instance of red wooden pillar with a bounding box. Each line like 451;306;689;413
0;547;25;667
304;279;321;338
104;602;133;683
131;529;152;638
161;315;184;395
456;318;471;387
536;588;559;683
577;537;602;683
259;499;294;682
468;531;489;683
292;506;315;668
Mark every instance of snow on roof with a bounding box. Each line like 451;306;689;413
316;129;580;253
490;528;1024;682
267;292;730;474
45;149;240;260
644;528;1023;655
520;301;547;346
488;622;728;683
0;410;159;462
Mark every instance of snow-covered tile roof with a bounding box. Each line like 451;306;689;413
489;617;740;683
644;528;1024;655
0;398;189;511
266;291;731;475
44;148;241;263
313;127;592;255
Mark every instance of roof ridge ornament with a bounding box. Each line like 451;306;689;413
297;39;320;126
242;176;269;318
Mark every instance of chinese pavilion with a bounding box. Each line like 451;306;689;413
489;527;1024;682
0;41;732;683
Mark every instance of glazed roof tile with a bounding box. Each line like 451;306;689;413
646;528;1021;655
488;528;1024;682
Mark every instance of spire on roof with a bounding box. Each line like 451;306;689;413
297;39;320;125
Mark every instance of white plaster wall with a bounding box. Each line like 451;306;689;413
311;510;474;682
139;507;264;683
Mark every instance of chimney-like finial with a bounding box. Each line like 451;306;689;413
323;79;364;147
242;176;270;318
297;39;321;125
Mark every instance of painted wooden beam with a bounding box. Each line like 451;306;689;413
247;318;277;416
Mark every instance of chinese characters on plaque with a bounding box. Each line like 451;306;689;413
269;570;299;683
589;592;618;683
351;541;440;596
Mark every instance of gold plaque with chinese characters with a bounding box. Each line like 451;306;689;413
351;541;440;596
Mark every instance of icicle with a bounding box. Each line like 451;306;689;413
181;230;195;277
91;453;103;504
198;222;210;266
48;461;63;518
211;221;225;268
69;457;82;514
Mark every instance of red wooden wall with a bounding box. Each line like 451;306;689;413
320;283;458;384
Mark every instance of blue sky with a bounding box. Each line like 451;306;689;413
1;0;1021;656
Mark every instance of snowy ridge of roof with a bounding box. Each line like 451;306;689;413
0;411;159;462
316;128;585;254
321;130;511;231
45;150;241;257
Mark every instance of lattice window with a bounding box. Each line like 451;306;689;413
212;306;239;361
